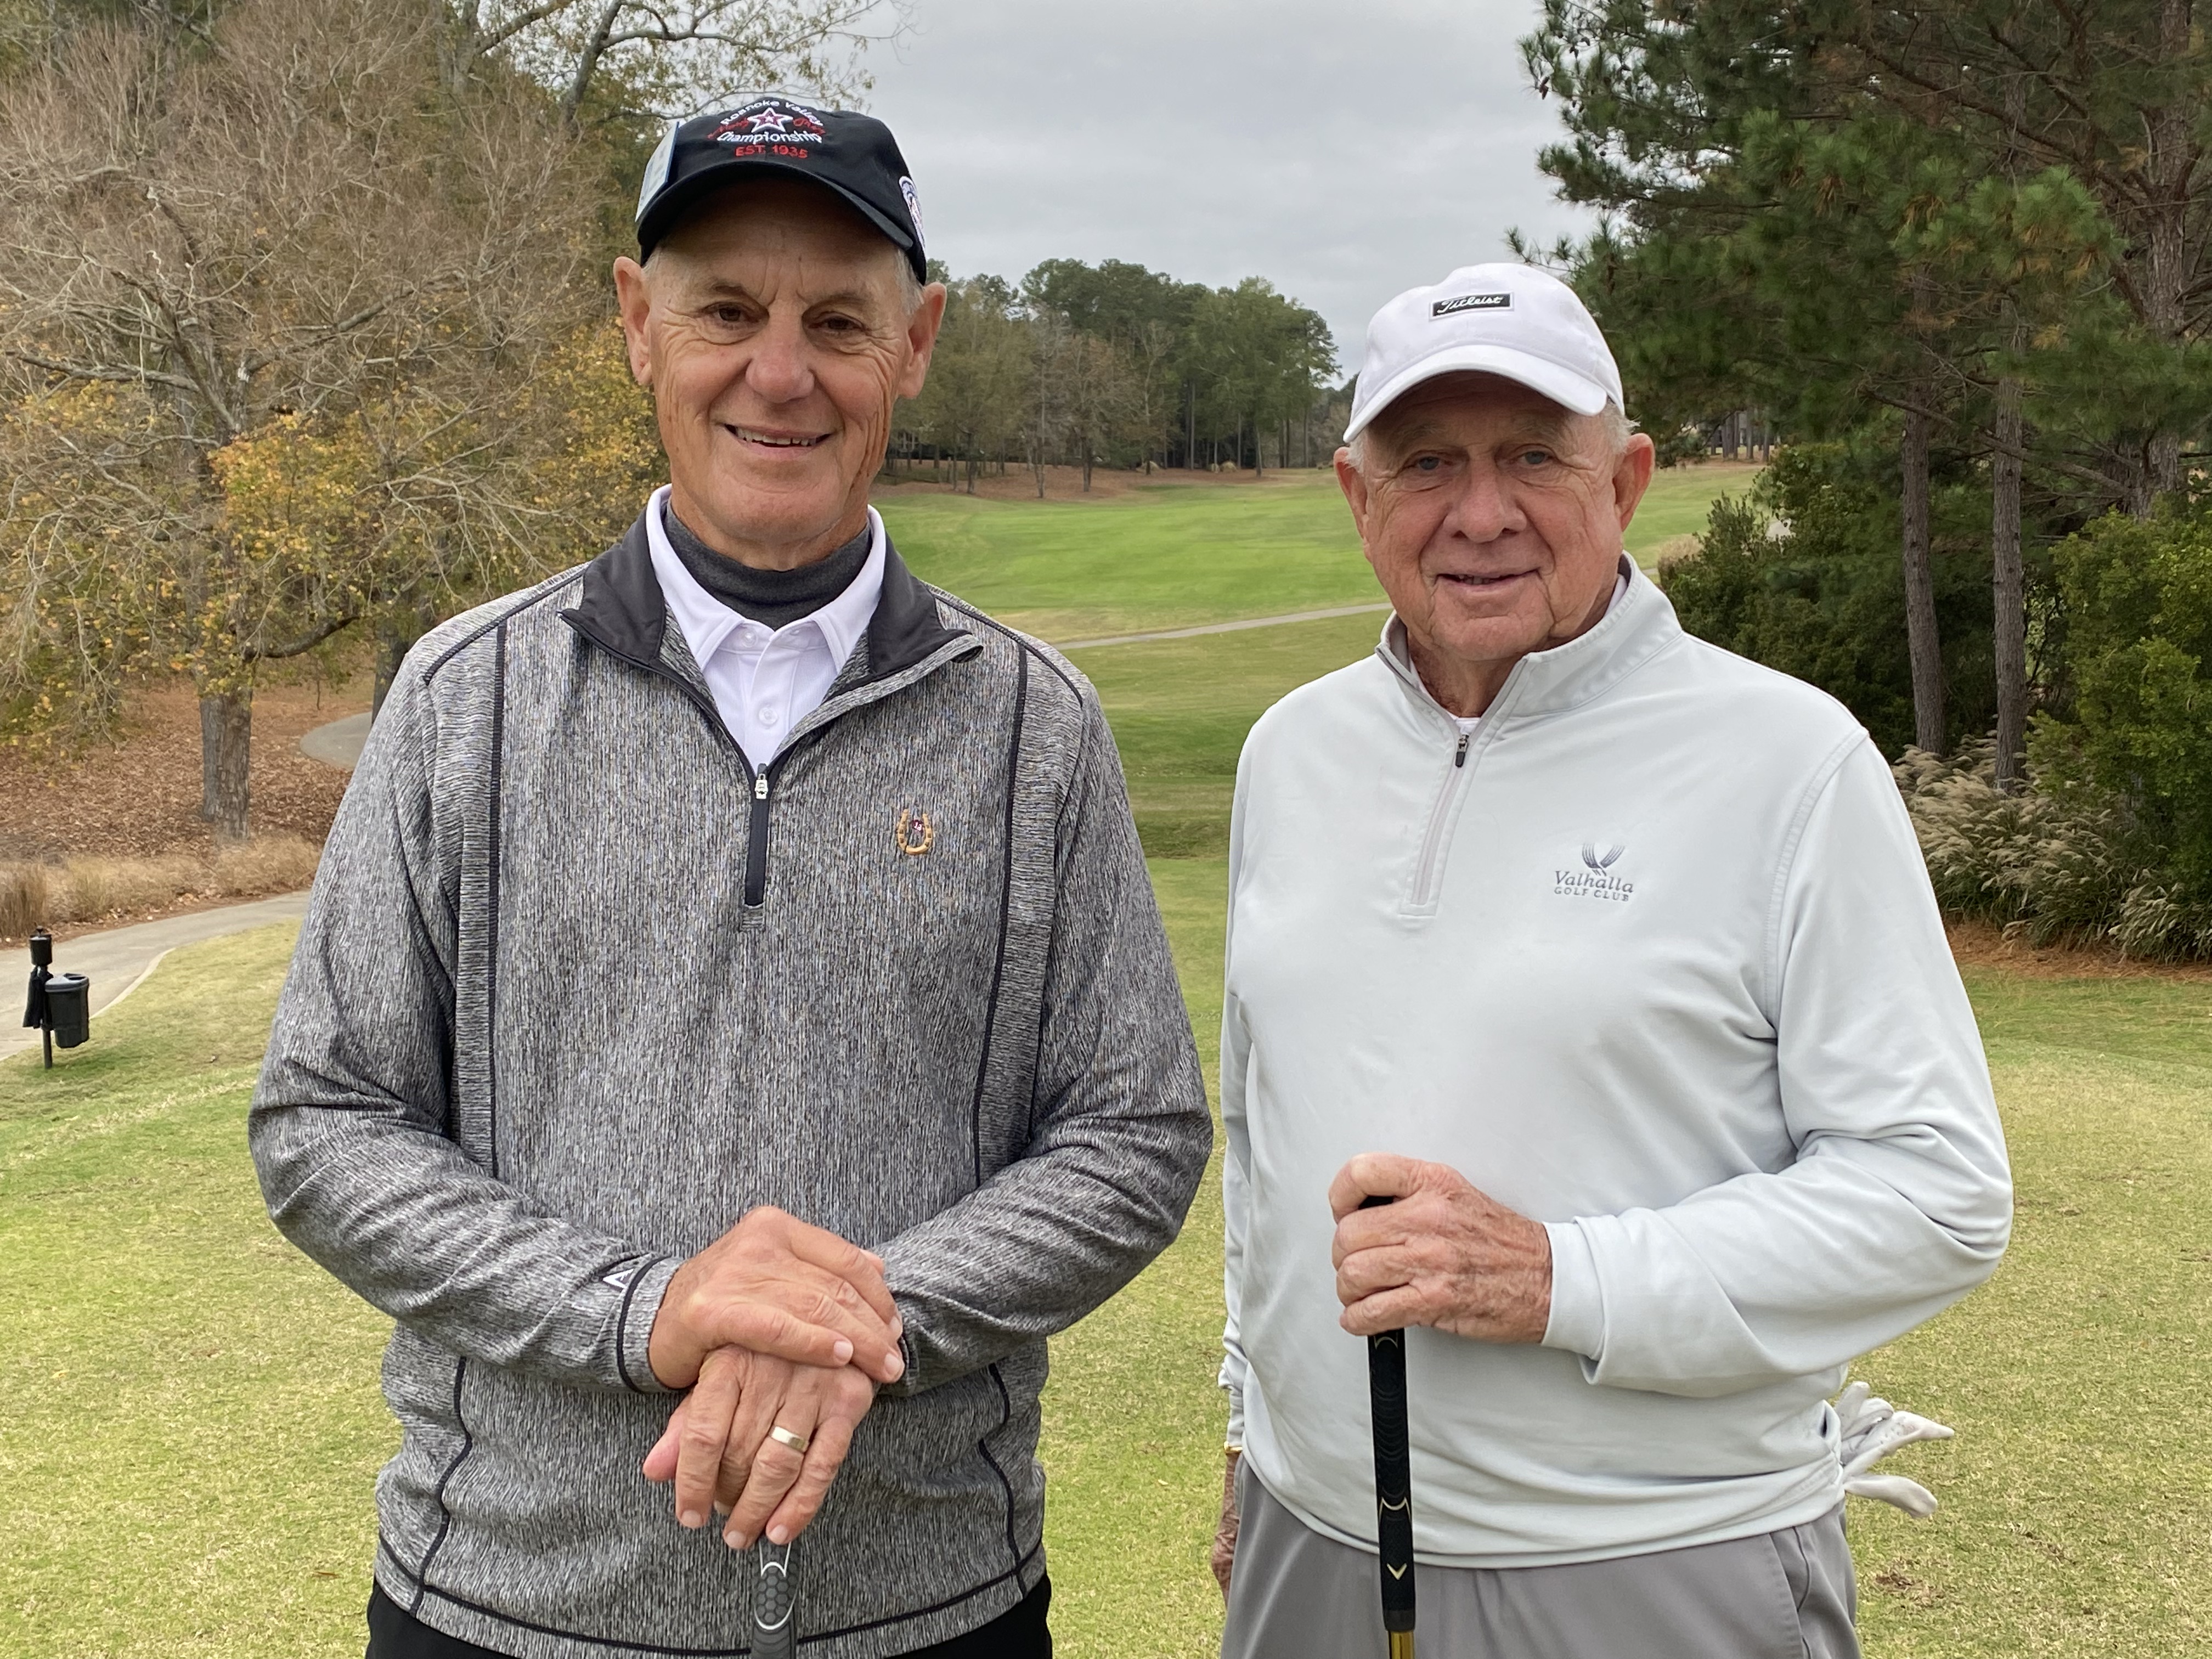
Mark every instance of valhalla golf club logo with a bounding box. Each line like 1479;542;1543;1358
1555;842;1633;902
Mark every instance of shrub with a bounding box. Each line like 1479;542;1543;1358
2047;504;2212;895
0;864;49;940
1662;443;1998;755
0;836;322;938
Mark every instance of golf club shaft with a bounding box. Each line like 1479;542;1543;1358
1361;1197;1416;1656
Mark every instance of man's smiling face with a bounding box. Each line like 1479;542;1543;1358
1336;371;1654;715
613;178;944;568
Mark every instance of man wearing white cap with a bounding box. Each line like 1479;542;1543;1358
1209;263;2012;1656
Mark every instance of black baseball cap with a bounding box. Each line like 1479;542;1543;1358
634;94;928;282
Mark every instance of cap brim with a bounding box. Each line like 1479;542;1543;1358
1344;343;1611;442
637;158;921;278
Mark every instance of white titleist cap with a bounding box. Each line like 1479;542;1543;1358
1344;262;1624;443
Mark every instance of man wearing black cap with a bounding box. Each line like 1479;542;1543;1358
250;94;1210;1659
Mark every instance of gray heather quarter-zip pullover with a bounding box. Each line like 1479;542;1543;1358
249;509;1211;1659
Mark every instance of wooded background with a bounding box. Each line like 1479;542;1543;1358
1528;0;2212;957
0;0;1342;839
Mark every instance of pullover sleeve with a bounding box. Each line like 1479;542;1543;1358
1541;737;2013;1398
879;690;1212;1393
1218;759;1253;1445
248;650;676;1396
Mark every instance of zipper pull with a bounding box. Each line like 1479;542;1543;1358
754;773;770;801
1454;733;1470;768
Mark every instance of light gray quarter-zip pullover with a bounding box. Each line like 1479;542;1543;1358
1219;557;2011;1567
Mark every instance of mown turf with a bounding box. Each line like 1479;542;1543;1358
878;473;1374;643
1847;970;2212;1657
879;462;1756;642
1040;858;1231;1659
0;925;389;1659
17;477;2209;1659
1077;614;1377;857
8;903;2210;1658
1628;459;1763;565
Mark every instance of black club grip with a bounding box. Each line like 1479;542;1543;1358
1361;1195;1416;1637
753;1540;796;1659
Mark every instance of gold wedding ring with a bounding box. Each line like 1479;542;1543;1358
768;1425;811;1455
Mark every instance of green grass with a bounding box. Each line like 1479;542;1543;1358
0;924;390;1658
1630;459;1763;566
1081;613;1378;857
1040;857;1231;1658
879;461;1756;641
1847;970;2212;1657
12;478;2205;1658
9;894;2210;1658
879;473;1374;642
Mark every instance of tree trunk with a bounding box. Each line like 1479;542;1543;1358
373;610;433;718
1991;369;2028;789
1900;403;1946;753
199;689;251;840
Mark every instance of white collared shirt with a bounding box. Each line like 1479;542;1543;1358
643;484;886;770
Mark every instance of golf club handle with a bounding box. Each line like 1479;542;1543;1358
1368;1328;1416;1632
1360;1196;1415;1639
753;1540;796;1659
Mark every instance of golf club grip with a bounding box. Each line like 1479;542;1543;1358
753;1540;796;1659
1361;1197;1415;1636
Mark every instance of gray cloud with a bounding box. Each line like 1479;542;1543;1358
863;0;1594;375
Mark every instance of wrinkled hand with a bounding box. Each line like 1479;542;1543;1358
1328;1153;1551;1344
1211;1448;1241;1598
647;1206;905;1390
644;1345;877;1548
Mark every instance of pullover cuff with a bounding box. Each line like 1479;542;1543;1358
614;1256;682;1395
1540;1220;1605;1363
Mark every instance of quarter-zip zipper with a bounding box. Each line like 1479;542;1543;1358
563;610;981;917
1410;730;1474;909
745;770;772;907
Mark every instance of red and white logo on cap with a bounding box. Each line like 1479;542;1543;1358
710;98;827;145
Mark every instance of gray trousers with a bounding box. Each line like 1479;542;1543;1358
1222;1464;1859;1659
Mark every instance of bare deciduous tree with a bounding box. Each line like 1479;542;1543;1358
0;0;598;835
442;0;905;123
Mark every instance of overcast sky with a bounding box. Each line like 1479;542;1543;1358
862;0;1594;378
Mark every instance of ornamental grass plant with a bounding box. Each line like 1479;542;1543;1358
1895;741;2212;961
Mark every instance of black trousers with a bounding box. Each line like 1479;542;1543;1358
366;1579;1051;1659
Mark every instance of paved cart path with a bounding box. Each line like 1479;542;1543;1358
4;893;311;1062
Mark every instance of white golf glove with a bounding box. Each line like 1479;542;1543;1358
1833;1379;1954;1519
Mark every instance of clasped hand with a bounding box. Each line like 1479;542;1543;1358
644;1206;904;1548
645;1345;877;1549
1328;1152;1553;1344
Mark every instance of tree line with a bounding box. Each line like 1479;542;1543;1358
1524;0;2212;955
894;259;1339;493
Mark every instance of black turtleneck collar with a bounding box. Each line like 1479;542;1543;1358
662;503;873;630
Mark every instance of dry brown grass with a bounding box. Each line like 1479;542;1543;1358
0;837;321;940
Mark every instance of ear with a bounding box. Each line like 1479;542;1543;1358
613;257;656;390
1612;431;1657;533
895;282;950;402
1335;445;1372;537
